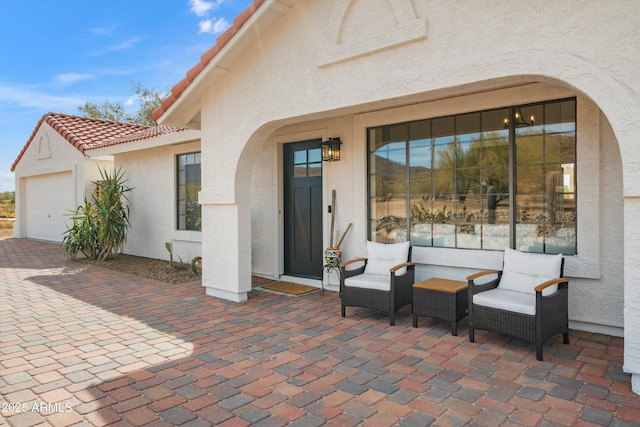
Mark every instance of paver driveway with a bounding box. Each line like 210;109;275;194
1;238;639;426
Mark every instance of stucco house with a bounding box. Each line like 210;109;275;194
11;112;198;249
143;0;639;392
10;0;639;393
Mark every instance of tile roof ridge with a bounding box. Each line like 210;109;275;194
152;0;266;122
46;111;150;129
44;112;150;153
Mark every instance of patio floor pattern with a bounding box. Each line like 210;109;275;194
1;238;639;426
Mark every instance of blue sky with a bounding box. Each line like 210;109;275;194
0;0;253;192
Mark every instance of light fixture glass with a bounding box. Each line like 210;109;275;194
322;137;342;161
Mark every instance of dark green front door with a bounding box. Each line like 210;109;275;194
283;140;323;278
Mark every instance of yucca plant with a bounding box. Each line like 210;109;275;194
63;198;99;260
62;166;132;261
93;167;132;260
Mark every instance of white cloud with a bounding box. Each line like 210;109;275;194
54;73;94;87
189;0;224;17
0;84;89;110
190;0;229;34
198;19;214;33
86;36;144;57
198;17;230;34
90;24;119;36
125;95;138;107
212;17;230;33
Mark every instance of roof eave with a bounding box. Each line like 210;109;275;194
86;129;201;157
155;0;295;128
10;113;49;172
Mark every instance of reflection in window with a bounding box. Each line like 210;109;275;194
177;153;201;231
293;148;322;178
368;98;576;254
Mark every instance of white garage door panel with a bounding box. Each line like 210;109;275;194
25;172;75;242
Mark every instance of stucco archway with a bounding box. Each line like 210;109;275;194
199;44;640;391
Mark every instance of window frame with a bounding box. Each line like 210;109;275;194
176;152;202;232
366;97;577;255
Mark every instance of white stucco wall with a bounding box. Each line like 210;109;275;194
250;138;278;278
568;113;625;334
114;141;202;263
83;159;117;197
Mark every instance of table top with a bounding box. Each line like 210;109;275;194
414;277;467;293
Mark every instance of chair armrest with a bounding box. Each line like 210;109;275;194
340;258;368;280
467;270;501;281
340;258;368;268
468;270;501;296
534;278;569;292
390;262;416;292
390;262;416;273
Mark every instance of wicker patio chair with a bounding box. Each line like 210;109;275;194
467;247;570;361
339;241;416;326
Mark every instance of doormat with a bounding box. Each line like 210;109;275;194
260;281;319;296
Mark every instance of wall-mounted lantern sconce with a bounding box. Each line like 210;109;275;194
504;107;535;128
322;137;342;162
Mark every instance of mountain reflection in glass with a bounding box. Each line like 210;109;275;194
367;99;576;254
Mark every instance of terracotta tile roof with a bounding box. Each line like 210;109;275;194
11;113;183;171
92;125;187;147
151;0;265;122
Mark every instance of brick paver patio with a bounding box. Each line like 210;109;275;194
1;238;639;426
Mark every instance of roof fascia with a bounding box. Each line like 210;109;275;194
10;114;49;171
157;0;295;129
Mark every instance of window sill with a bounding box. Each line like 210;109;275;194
171;230;202;243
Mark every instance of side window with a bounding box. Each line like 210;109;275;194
177;153;201;231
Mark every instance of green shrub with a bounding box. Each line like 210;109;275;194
63;167;132;261
63;199;99;260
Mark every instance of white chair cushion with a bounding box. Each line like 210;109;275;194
473;288;536;315
363;241;410;276
498;247;562;296
345;273;391;291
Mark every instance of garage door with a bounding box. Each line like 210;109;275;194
25;171;75;242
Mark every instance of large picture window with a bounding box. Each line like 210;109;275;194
177;152;201;231
368;98;576;254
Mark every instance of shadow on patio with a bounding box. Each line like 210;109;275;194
1;239;638;426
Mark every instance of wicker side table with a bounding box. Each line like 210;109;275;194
412;278;468;336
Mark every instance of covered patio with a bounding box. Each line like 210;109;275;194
1;238;637;425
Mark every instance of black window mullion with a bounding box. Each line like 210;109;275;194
405;125;411;242
508;107;517;250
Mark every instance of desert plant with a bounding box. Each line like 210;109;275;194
94;167;132;260
190;256;202;274
166;242;175;269
63;199;99;260
165;242;187;270
63;166;132;261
